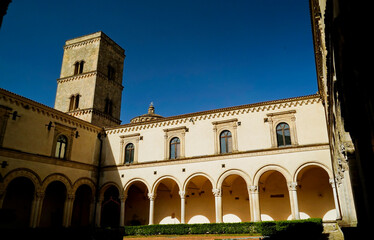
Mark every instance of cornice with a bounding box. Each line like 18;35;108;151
0;147;97;171
102;143;330;171
0;88;102;133
57;71;124;90
64;37;101;50
106;94;321;135
67;108;121;125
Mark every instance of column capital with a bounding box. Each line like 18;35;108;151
288;181;298;191
179;191;186;199
212;188;222;197
35;191;45;199
120;193;128;201
248;185;258;193
148;193;157;201
329;178;336;186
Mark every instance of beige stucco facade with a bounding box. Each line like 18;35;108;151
0;32;357;232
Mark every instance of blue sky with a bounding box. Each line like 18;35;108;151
0;0;316;124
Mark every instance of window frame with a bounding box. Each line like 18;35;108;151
120;133;141;165
219;130;233;154
163;126;188;160
212;118;238;154
51;122;75;160
55;134;68;159
265;110;298;148
276;122;292;147
169;137;181;159
124;142;135;164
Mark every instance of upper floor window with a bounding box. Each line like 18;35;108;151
107;65;116;80
125;143;134;164
170;137;180;159
220;130;232;154
69;94;80;111
104;98;113;116
74;61;85;75
276;122;291;147
55;135;67;159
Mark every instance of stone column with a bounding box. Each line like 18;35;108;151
148;193;156;225
212;188;222;223
288;182;300;220
179;191;186;224
249;186;260;222
95;197;104;227
329;178;342;220
63;193;75;227
30;191;45;228
120;194;128;227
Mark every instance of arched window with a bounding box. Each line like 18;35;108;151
107;65;115;80
69;94;80;111
79;61;84;74
74;62;80;75
69;95;75;111
55;135;67;159
220;130;232;154
276;122;291;147
170;137;180;159
73;61;85;75
104;98;113;116
125;143;134;164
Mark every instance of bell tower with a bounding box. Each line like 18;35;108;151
54;32;125;127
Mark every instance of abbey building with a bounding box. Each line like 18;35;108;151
0;31;357;231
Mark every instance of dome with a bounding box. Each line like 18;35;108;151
130;102;164;123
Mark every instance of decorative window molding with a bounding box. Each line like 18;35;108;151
120;133;141;165
163;126;188;160
265;110;298;148
51;122;76;160
212;118;238;154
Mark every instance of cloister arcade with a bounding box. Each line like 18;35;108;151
0;163;339;228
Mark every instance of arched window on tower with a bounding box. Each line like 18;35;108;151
104;98;113;116
276;122;291;147
73;61;85;75
55;135;67;159
125;143;134;164
170;137;180;159
69;94;80;111
107;65;116;80
220;130;232;154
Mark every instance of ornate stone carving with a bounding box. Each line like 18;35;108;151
212;188;222;197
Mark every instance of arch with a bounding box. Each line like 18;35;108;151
124;179;150;225
2;168;41;192
123;178;151;196
184;173;215;224
152;176;182;224
182;172;216;192
72;177;96;197
100;181;123;199
293;162;333;182
151;175;182;195
41;173;73;193
2;176;35;227
219;170;251;223
253;165;292;186
295;164;336;221
257;168;291;221
216;169;251;190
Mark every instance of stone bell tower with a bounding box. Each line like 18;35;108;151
54;31;125;127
